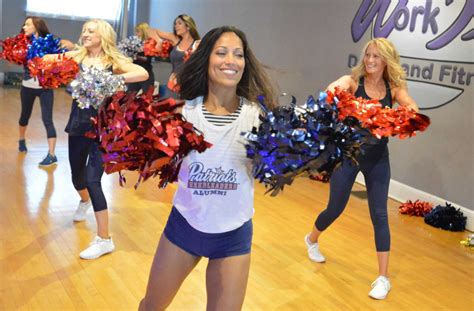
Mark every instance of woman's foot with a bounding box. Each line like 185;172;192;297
19;139;27;152
38;153;58;166
369;275;391;299
79;236;115;260
304;234;326;262
73;200;92;221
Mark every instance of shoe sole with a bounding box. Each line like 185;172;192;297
38;162;58;167
80;248;114;260
308;257;326;263
369;294;388;300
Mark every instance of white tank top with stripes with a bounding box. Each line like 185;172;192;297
173;96;261;233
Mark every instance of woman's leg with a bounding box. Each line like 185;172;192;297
206;254;251;311
85;141;108;238
18;87;36;150
39;89;56;155
363;147;391;276
77;188;90;202
362;146;392;299
376;252;390;276
309;160;359;243
139;234;201;311
68;136;91;193
68;136;92;217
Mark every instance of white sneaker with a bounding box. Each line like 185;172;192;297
369;276;391;299
79;236;115;260
73;200;92;222
304;234;326;263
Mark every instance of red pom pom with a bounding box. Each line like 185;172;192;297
89;90;212;188
399;200;433;216
183;48;192;62
309;173;329;183
159;40;173;58
27;54;79;88
143;38;173;58
167;75;181;94
333;88;430;139
0;33;30;65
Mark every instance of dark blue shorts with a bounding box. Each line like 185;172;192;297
164;207;253;260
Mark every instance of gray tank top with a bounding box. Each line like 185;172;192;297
169;39;195;73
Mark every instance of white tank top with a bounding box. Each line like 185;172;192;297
22;77;42;89
173;96;261;233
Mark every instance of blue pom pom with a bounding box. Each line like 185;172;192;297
27;34;67;60
243;92;364;196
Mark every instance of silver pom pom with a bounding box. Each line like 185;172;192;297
117;36;143;58
71;66;126;110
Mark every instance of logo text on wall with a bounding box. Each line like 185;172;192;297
350;0;473;109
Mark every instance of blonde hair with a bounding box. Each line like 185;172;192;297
74;19;131;68
351;38;407;88
135;22;150;41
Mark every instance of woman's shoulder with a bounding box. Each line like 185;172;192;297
389;84;405;98
240;98;264;124
184;96;203;106
183;96;204;114
241;97;262;112
340;75;358;86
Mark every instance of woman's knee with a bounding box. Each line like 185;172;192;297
86;181;102;193
371;210;388;226
18;119;29;126
72;176;86;191
317;208;343;228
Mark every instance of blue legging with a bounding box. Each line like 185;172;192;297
315;144;391;252
19;86;56;138
68;135;107;212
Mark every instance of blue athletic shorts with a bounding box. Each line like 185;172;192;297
164;206;253;259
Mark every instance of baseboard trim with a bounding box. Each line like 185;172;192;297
355;173;473;232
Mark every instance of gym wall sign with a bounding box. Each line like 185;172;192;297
349;0;473;110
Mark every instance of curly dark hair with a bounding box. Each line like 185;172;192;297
177;26;276;108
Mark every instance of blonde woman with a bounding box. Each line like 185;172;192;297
48;19;148;259
147;14;200;98
128;22;155;93
305;38;418;299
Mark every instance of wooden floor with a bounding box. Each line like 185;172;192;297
0;86;472;310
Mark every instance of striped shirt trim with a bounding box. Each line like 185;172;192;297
202;99;243;126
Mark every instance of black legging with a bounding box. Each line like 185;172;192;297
19;86;56;138
315;144;391;252
68;135;107;212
